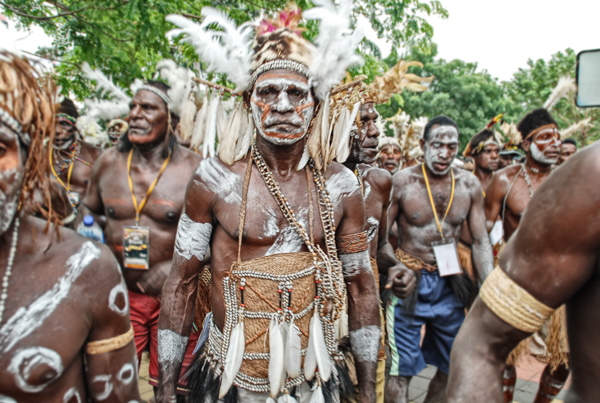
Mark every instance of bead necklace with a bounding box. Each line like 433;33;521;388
0;218;20;325
53;140;94;176
521;164;534;198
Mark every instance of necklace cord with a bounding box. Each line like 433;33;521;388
422;163;455;240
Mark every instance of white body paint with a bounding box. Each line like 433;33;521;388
157;329;189;365
91;374;113;401
265;208;308;256
108;281;129;316
0;169;22;236
340;250;372;277
366;217;379;242
196;159;242;205
0;395;16;403
531;142;558;165
63;387;82;403
174;212;213;261
261;206;280;239
250;77;315;145
424;125;459;176
0;242;101;352
8;347;63;393
117;363;135;385
349;325;380;363
326;170;360;206
363;180;371;199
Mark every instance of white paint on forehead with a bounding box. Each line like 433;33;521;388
157;329;189;365
117;363;136;385
427;125;459;141
340;250;372;277
482;138;499;148
367;217;379;242
349;325;380;363
265;207;308;256
9;347;63;393
254;77;311;93
108;281;128;316
0;242;101;352
196;159;241;205
326;170;360;206
174;212;212;261
91;375;113;401
63;387;82;403
261;205;280;239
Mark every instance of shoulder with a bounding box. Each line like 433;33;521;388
323;162;362;201
487;164;521;196
392;165;420;188
362;165;392;194
81;140;104;157
92;147;121;172
453;167;480;187
175;145;202;168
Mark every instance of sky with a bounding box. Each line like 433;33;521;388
4;0;600;82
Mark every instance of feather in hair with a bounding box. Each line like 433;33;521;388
366;60;433;104
304;0;365;100
179;94;197;141
166;11;253;93
82;63;131;120
191;95;208;149
234;112;254;161
285;320;302;379
219;320;245;398
268;317;286;398
308;103;324;170
84;99;130;121
202;91;220;158
335;101;361;163
82;63;131;103
328;106;349;164
216;99;229;143
561;118;591;140
220;99;244;165
544;76;576;111
156;59;196;115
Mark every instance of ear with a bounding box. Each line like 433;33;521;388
420;138;426;152
521;139;531;153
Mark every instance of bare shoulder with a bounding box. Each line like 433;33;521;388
362;165;392;195
323;162;362;202
453;167;481;194
175;145;202;168
92;147;121;173
391;165;420;190
81;141;104;160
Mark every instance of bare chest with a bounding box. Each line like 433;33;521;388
400;182;470;228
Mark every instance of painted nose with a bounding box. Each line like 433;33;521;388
272;92;293;113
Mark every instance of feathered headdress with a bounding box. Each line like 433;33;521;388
365;60;433;104
81;63;131;120
561;118;591;140
543;76;576;111
498;122;522;151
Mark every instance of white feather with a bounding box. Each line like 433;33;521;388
166;12;253;93
309;384;325;403
156;59;196;115
202;91;220;158
297;144;310;171
285;321;302;379
306;313;332;382
267;398;277;403
329;107;349;163
220;99;244;165
544;76;576;111
81;63;132;120
561;117;591;140
234;112;254;161
335;101;361;163
219;321;245;399
82;63;131;103
191;95;208;149
304;0;365;100
277;394;298;403
179;97;197;141
268;317;286;398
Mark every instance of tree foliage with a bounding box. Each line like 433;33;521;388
2;0;447;99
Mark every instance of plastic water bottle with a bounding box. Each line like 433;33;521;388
77;215;105;243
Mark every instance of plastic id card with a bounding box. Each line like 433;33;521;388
431;238;462;277
67;191;79;213
123;226;150;270
489;220;504;246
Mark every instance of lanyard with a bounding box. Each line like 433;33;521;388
50;151;75;192
127;148;172;225
422;163;455;240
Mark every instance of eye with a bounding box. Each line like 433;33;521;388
0;146;6;157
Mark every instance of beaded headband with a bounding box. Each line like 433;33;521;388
0;109;31;146
250;59;311;92
136;85;172;107
56;113;77;126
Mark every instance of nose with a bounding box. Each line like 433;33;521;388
366;121;379;138
272;92;293;113
129;104;143;120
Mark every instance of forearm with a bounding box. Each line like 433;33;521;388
472;235;494;280
376;241;398;276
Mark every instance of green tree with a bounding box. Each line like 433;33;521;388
504;48;600;146
2;0;447;99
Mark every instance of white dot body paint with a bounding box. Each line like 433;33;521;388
349;325;380;363
91;375;113;401
340;250;372;277
326;170;360;206
8;347;63;393
117;363;135;385
195;159;242;205
0;242;101;352
530;142;558;165
367;217;379;242
174;212;213;261
157;329;189;366
265;207;308;256
108;281;128;316
424;125;459;176
63;387;82;403
250;77;315;146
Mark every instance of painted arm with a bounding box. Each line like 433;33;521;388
156;173;213;403
483;172;506;233
468;178;494;280
84;249;141;403
447;148;600;402
337;183;380;403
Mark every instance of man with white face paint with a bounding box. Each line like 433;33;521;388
484;108;568;403
159;4;379;403
0;51;140;402
386;116;493;403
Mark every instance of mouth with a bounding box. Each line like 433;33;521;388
433;162;450;171
264;122;302;133
546;151;559;158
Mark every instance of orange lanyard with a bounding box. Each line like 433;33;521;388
422;163;455;240
127;148;172;225
50;151;75;192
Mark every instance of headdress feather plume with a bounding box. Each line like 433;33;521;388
81;63;131;120
561;118;591;140
543;76;576;111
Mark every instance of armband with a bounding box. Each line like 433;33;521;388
480;267;554;333
85;325;134;355
336;231;368;254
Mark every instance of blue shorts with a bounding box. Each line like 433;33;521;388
386;269;465;376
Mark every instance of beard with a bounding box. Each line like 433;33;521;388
531;142;558;165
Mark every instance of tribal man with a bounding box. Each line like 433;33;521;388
483;108;568;403
558;138;577;166
0;51;140;401
51;98;103;217
386;116;493;403
376;137;402;175
463;128;500;195
343;101;416;402
447;140;600;403
78;80;202;401
158;4;380;403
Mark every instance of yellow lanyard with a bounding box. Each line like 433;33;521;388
127;148;172;225
422;163;455;240
50;151;75;193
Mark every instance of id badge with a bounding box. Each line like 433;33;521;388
489;220;504;246
431;238;462;277
67;192;79;213
123;226;150;270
